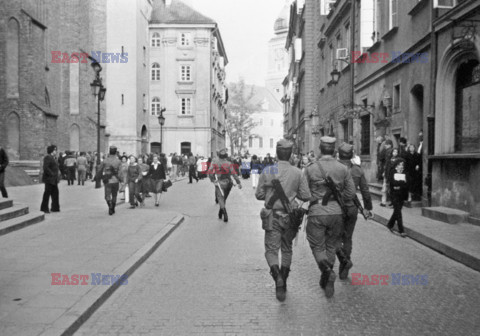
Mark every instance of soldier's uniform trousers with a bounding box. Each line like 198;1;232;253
306;215;344;267
104;182;119;204
215;180;233;209
340;205;358;260
264;211;297;268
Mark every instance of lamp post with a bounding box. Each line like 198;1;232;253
90;61;106;189
157;107;166;154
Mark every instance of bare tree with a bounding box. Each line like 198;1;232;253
226;79;262;155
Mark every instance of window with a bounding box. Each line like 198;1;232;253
6;18;19;97
341;120;348;143
249;137;253;148
270;138;274;148
320;0;336;15
434;0;457;9
329;44;334;77
151;63;160;81
345;22;351;51
121;94;124;105
180;65;191;81
455;59;480;153
373;0;381;42
152;32;161;47
393;84;401;112
181;98;192;115
389;0;398;30
180;33;191;46
69;56;79;115
259;137;263;148
151;97;160;116
360;115;371;155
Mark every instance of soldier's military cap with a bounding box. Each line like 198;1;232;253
320;136;336;144
338;143;354;159
218;148;228;155
110;145;117;150
276;139;293;149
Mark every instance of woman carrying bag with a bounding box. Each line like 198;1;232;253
148;154;167;207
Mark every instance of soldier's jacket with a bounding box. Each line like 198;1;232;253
255;161;311;211
208;157;241;185
304;156;356;216
98;155;121;184
338;159;373;211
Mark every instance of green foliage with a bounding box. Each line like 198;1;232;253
226;78;262;155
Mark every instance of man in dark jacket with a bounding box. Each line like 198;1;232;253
0;146;9;198
337;143;373;280
40;145;60;213
187;152;198;183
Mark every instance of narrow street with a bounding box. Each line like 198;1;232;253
75;178;480;336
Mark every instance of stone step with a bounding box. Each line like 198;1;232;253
0;211;45;236
422;206;469;224
0;199;13;211
369;188;382;201
405;201;423;208
0;204;29;222
368;182;383;191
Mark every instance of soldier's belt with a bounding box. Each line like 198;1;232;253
309;194;334;208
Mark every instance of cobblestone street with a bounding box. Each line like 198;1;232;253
76;179;480;335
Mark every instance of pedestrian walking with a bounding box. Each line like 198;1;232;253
119;156;129;201
208;148;242;222
380;139;393;207
0;146;9;198
64;151;76;186
250;155;262;189
387;159;408;237
76;152;88;186
40;145;60;213
304;137;356;298
126;155;143;209
148;154;166;207
188;152;198;183
255;140;311;302
336;143;373;280
405;144;422;202
137;157;150;200
96;146;122;215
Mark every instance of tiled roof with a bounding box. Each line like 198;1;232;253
151;0;216;25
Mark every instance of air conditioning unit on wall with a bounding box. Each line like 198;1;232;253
336;48;349;60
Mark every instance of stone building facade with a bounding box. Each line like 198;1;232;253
149;0;228;157
0;0;107;160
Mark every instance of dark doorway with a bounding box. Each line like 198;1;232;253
181;142;191;155
150;142;161;154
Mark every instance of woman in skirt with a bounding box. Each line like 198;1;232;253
148;154;166;207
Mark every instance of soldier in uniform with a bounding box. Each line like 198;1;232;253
255;140;311;302
97;146;122;215
208;148;242;222
336;143;373;280
304;136;355;298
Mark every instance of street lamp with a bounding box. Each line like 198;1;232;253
90;61;106;189
330;67;341;85
157;107;166;154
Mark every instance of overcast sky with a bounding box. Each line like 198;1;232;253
189;0;289;86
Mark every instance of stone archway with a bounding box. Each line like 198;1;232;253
7;112;20;159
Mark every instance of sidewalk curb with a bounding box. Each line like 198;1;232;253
38;214;185;336
372;213;480;272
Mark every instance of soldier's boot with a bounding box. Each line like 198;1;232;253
107;201;113;215
223;208;228;222
337;250;353;280
111;201;116;214
319;261;336;298
218;208;223;219
280;266;290;291
270;265;285;302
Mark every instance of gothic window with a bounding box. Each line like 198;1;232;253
69;56;80;114
6;18;19;97
454;59;480;153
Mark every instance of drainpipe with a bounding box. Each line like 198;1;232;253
350;0;356;148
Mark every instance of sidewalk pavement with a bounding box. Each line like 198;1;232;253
0;178;185;336
370;198;480;272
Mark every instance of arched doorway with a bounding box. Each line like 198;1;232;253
181;142;191;155
409;85;424;143
7;112;20;159
70;124;80;152
141;125;148;154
